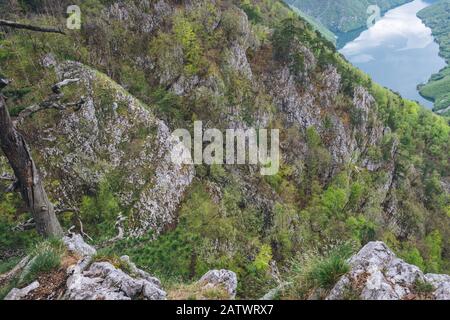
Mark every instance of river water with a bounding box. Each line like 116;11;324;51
339;0;446;108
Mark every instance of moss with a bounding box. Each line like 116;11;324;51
91;252;133;275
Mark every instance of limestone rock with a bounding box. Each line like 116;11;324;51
24;61;194;237
424;274;450;300
65;261;166;300
199;269;238;299
5;281;39;300
63;234;97;257
326;241;450;300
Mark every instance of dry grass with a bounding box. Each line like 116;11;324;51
24;254;78;300
167;282;230;300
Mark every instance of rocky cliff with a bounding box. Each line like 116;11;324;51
0;0;449;299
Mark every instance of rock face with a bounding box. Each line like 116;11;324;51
199;269;238;299
327;242;450;300
22;61;194;237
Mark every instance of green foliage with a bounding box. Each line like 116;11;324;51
0;189;38;258
210;164;227;182
272;18;307;75
150;86;185;124
281;243;354;299
20;238;65;285
240;1;263;23
173;15;204;75
0;257;21;274
400;245;426;271
417;0;450;114
252;244;272;272
346;216;376;245
424;230;443;273
308;251;350;290
79;179;121;240
414;279;435;294
286;0;411;35
1;0;449;300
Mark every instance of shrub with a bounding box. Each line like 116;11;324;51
79;179;121;240
308;252;350;290
20;239;65;285
424;230;443;273
400;245;426;271
91;252;133;275
173;15;203;75
414;279;435;294
252;244;272;272
282;243;354;299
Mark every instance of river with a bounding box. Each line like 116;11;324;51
339;0;446;108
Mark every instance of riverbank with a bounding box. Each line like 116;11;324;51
417;0;450;116
339;0;446;109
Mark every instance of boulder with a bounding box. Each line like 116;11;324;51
4;281;39;300
326;241;450;300
199;269;238;299
63;234;97;257
424;274;450;300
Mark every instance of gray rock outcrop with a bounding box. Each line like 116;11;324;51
65;261;166;300
326;241;450;300
4;281;40;300
5;235;166;301
24;61;194;237
199;269;238;299
63;234;97;257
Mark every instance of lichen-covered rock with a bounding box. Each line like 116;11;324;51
120;255;161;287
226;42;253;80
5;281;39;300
326;241;450;300
104;0;173;34
424;274;450;300
63;234;97;257
65;261;166;300
199;269;238;299
22;61;194;237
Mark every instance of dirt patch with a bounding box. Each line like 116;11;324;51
25;255;78;300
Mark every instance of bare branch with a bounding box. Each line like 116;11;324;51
12;218;35;232
52;78;80;94
0;78;10;90
0;172;15;181
0;255;30;285
56;207;80;215
0;19;65;35
102;214;127;246
15;95;85;124
57;208;93;241
5;180;19;193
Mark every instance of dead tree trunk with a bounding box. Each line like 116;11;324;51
0;79;63;237
0;19;65;35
